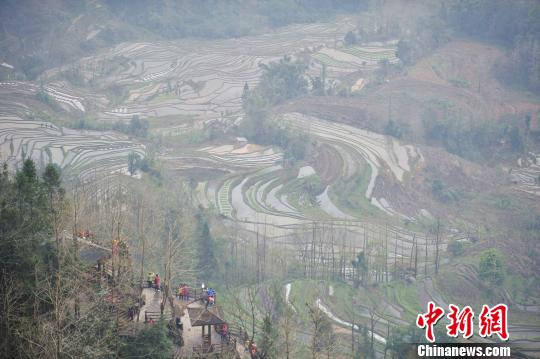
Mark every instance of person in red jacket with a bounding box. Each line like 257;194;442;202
154;274;161;292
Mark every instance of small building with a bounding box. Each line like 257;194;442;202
187;305;234;356
188;305;226;343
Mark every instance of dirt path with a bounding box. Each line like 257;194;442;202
138;287;165;321
316;298;387;345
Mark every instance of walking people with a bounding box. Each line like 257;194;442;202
127;306;134;321
180;284;187;301
220;323;228;342
154;273;161;292
250;341;258;358
207;288;216;306
147;272;155;288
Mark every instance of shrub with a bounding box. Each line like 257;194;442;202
121;321;172;359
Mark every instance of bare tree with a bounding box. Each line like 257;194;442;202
280;302;296;359
0;270;22;357
434;219;441;274
306;302;336;359
161;206;195;315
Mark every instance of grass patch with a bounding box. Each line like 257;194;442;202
170;128;211;145
384;281;420;319
148;92;179;104
341;47;396;61
329;162;382;219
312;53;350;67
505;272;539;306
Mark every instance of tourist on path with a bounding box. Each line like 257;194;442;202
147;272;155;288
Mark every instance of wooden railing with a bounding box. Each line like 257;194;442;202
192;338;237;357
140;283;205;301
173;287;205;302
144;310;161;323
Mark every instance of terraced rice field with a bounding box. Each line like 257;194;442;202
0;83;145;181
511;153;540;198
177;109;472;280
309;42;398;78
283;112;423;219
181;110;459;271
190;111;430;231
41;17;400;130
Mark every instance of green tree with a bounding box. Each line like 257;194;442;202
352;251;368;287
242;82;250;101
396;39;413;65
128;151;140;175
258;55;307;105
42;163;62;194
478;249;505;286
259;314;278;359
195;212;217;282
128;115;149;138
16;158;40;209
120;322;172;359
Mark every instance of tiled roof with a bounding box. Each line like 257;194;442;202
188;306;226;326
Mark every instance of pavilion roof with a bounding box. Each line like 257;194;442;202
188;306;226;326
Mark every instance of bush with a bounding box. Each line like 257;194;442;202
35;88;53;105
431;178;458;203
113;116;150;138
447;240;464;257
127;152;161;179
300;175;325;205
344;31;358;46
384;119;407;139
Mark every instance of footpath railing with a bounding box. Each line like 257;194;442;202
140;282;207;303
192;338;237;357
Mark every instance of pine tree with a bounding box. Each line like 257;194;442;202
195;212;217;282
259;314;277;358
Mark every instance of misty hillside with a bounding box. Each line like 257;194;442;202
0;0;363;79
